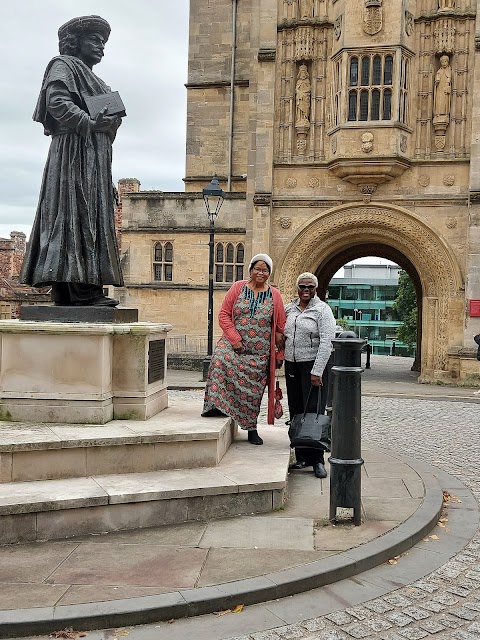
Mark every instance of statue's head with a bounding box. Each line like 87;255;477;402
298;64;308;79
58;15;111;66
439;55;450;67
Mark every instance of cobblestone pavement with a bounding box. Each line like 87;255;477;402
172;391;480;640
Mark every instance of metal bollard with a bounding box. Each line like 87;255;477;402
329;337;365;526
365;342;372;369
325;330;356;418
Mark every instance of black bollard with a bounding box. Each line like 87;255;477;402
325;330;356;418
329;337;364;526
365;342;372;369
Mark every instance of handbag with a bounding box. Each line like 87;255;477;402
288;386;331;451
274;379;283;419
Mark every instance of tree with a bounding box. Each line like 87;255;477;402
335;317;350;331
393;271;417;350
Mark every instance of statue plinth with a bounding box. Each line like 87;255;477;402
20;305;138;324
433;114;450;151
0;320;172;424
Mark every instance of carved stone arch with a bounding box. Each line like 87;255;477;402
275;203;464;380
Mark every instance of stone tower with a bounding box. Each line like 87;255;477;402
120;0;480;382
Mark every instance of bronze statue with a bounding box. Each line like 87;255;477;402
20;16;125;306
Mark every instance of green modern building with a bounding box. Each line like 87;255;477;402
327;264;411;356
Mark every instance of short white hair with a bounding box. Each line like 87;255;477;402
296;272;318;287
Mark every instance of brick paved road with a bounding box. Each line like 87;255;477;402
226;395;480;640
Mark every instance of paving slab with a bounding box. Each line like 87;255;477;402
45;544;209;589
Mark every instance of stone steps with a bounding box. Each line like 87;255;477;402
0;425;290;544
0;399;236;483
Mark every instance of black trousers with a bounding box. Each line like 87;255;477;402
285;359;327;466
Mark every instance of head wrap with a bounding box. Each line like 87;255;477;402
248;253;273;274
58;15;111;43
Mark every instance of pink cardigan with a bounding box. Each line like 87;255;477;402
218;280;286;425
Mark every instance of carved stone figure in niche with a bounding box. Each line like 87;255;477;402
438;0;455;10
295;65;311;125
300;0;313;20
434;55;451;118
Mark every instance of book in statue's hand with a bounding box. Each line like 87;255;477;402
84;91;126;119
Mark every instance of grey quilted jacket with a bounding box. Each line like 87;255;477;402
284;296;336;376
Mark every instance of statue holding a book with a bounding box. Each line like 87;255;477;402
20;15;126;306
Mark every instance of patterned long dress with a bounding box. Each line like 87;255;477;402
202;285;273;430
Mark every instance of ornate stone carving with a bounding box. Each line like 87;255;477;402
308;177;320;188
334;15;342;40
285;177;297;188
438;0;455;11
294;26;315;60
363;0;383;36
433;55;452;151
253;193;272;206
360;185;377;203
276;204;463;375
434;19;456;54
299;0;313;19
296;136;307;154
475;33;480;51
277;216;292;229
445;217;457;228
295;65;311;126
443;174;455;186
361;132;374;153
419;175;430;187
400;135;407;153
405;11;414;36
258;48;276;62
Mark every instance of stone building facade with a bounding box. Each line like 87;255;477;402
119;0;480;382
0;232;49;318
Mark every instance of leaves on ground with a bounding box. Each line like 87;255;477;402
49;630;86;639
214;604;245;616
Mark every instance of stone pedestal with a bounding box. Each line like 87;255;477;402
20;305;138;324
0;321;172;424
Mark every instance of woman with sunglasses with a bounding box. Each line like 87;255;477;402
202;254;286;445
284;272;336;477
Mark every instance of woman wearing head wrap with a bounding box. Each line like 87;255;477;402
20;16;124;306
284;272;336;477
202;254;286;444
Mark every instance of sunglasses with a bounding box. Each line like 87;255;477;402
298;284;316;290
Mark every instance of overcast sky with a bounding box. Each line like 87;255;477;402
0;1;188;239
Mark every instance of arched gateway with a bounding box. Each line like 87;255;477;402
276;203;464;382
118;0;480;384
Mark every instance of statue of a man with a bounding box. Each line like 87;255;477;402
300;0;314;19
20;16;124;306
295;65;311;125
433;55;452;118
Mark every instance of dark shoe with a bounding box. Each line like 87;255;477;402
75;296;119;307
248;429;263;445
289;461;307;470
314;462;327;479
201;408;226;417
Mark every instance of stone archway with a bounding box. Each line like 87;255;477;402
275;203;464;381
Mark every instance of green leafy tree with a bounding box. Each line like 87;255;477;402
393;271;417;350
335;317;350;331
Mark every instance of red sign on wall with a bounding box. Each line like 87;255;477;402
470;300;480;317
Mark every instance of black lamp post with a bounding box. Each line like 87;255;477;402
202;175;225;381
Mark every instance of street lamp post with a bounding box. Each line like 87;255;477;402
202;176;225;381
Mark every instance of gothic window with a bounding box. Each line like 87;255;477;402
333;59;343;127
153;241;173;281
215;242;244;283
399;55;409;125
347;53;395;122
